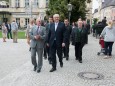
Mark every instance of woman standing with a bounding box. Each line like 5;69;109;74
2;23;7;42
100;20;115;59
25;19;35;51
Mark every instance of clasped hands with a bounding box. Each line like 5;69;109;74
34;35;41;40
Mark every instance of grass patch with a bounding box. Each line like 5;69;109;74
0;31;26;39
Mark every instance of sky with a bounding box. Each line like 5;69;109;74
92;0;99;13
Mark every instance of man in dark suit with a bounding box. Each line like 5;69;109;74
44;16;53;64
47;14;67;72
5;22;12;39
63;19;72;60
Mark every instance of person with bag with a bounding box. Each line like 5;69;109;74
11;20;18;43
2;23;7;42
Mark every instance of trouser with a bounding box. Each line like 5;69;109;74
44;43;51;61
7;31;12;39
63;42;70;57
85;34;88;44
43;44;47;57
31;47;43;70
75;42;84;61
12;31;18;43
50;41;63;69
104;42;114;56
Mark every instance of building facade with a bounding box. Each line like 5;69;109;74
93;0;115;22
86;0;93;24
0;0;49;27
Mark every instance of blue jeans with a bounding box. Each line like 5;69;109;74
104;42;114;56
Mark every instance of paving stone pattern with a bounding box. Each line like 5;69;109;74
0;35;115;86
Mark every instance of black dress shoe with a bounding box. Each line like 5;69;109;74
50;68;56;72
63;56;66;58
60;62;63;67
75;58;78;60
44;56;47;60
49;60;52;64
33;66;37;71
66;57;69;61
79;60;82;63
37;69;41;73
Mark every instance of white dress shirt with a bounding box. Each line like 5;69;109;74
55;23;58;31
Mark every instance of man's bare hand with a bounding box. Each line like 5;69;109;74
62;43;65;47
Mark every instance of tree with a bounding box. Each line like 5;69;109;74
46;0;91;23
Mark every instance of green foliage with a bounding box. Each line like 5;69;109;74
47;0;91;23
93;18;98;24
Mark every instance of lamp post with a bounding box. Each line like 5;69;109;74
68;4;72;25
30;0;34;18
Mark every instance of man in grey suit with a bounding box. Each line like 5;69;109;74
29;18;46;73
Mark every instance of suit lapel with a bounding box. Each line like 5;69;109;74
52;23;55;32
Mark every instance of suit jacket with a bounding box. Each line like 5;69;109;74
71;27;86;46
29;25;46;48
65;25;72;42
47;22;67;47
45;23;51;42
6;24;11;32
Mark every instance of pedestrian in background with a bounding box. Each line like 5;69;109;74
2;23;7;42
63;19;72;60
5;21;12;39
83;20;88;44
100;20;115;59
11;20;18;43
26;18;35;51
72;22;77;29
45;16;53;64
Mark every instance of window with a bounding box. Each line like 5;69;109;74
34;0;39;7
25;0;29;7
25;18;29;25
46;0;49;8
16;18;20;27
15;0;20;8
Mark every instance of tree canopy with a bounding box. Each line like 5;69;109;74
46;0;91;22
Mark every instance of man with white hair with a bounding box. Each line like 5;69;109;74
47;14;67;72
29;18;46;73
71;20;86;63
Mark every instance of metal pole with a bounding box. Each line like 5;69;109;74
31;1;32;18
69;11;71;25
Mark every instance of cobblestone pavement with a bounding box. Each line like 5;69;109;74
0;35;115;86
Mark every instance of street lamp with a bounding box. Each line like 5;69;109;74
30;0;34;18
68;3;72;25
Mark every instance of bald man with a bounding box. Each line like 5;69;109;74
71;20;86;63
47;14;67;72
29;18;46;73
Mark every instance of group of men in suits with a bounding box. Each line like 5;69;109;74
29;14;87;73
